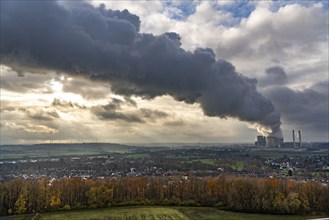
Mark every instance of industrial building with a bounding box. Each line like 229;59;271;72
255;129;302;148
284;129;302;148
255;135;283;148
255;136;266;147
266;136;284;148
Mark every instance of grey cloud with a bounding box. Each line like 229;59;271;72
52;98;86;109
62;77;111;100
17;71;25;77
140;108;168;121
25;109;60;121
164;120;186;127
27;114;58;121
95;110;144;123
0;120;92;143
310;81;328;94
0;100;94;143
91;102;138;122
124;96;137;107
108;98;124;110
1;106;60;121
259;66;288;87
5;123;58;134
0;100;13;112
263;81;328;132
0;1;281;135
0;68;53;93
92;101;169;123
213;4;328;77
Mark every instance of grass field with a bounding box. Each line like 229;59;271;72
0;143;135;159
231;161;245;171
198;159;215;165
187;159;216;165
40;207;187;220
2;206;323;220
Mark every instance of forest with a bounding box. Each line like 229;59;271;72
0;175;328;216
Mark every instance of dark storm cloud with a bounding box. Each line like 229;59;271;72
263;81;328;131
0;1;281;135
259;66;288;87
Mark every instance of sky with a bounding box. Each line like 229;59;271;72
0;0;328;145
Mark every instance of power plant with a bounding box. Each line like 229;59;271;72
266;136;284;148
291;129;302;148
298;130;302;147
255;129;302;148
256;136;266;147
255;135;283;148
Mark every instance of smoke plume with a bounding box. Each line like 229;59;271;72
0;1;281;136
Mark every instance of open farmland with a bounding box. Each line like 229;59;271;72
0;143;136;160
2;207;323;220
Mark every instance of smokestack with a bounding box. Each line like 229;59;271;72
298;130;302;148
292;130;295;148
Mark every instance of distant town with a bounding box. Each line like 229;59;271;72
1;140;328;183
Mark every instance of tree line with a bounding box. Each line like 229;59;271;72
0;175;328;216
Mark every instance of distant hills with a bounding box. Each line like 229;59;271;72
0;143;137;160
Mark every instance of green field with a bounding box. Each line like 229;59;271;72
231;161;245;171
187;159;216;165
2;207;323;220
0;143;135;159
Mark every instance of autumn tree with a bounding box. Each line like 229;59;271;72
15;187;27;214
86;185;113;208
0;175;328;216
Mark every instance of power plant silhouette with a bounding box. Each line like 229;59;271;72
255;130;302;148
